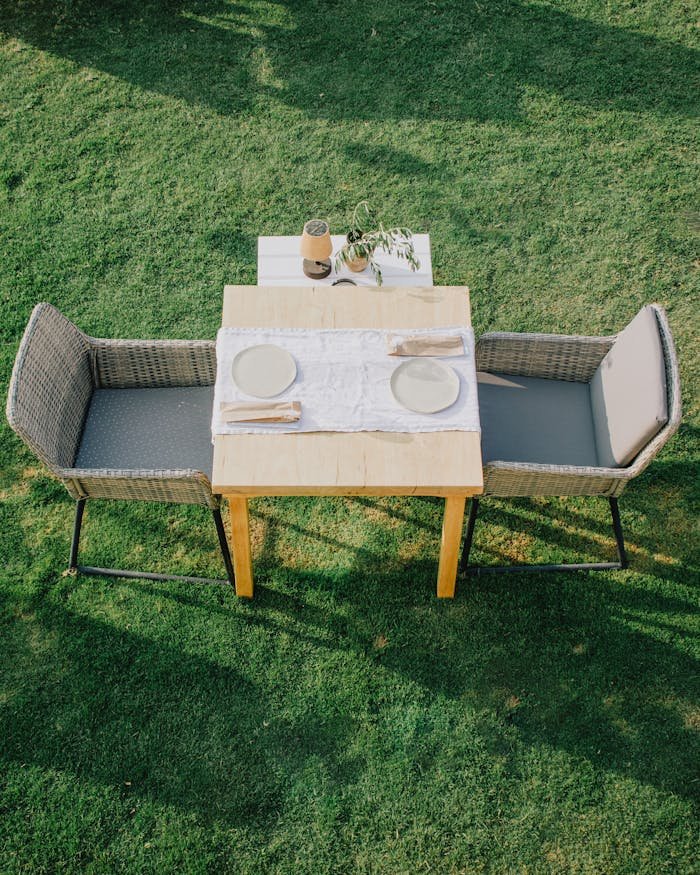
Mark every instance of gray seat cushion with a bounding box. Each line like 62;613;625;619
477;371;598;467
590;306;668;468
75;386;214;477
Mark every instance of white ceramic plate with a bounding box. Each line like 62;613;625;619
390;357;460;414
232;344;297;398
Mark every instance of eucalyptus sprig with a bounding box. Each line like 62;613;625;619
349;199;375;235
334;202;420;286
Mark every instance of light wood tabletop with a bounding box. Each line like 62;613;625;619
212;284;483;599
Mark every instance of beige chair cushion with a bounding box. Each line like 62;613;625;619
590;306;668;468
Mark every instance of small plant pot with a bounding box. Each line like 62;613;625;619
345;230;370;272
347;256;368;272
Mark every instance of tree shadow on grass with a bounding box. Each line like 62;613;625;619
1;0;697;121
241;474;699;805
257;576;699;808
1;441;697;829
3;493;696;828
0;596;365;828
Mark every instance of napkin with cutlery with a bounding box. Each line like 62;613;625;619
220;401;301;423
386;333;464;357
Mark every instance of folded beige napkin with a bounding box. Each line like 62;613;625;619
220;401;301;423
386;333;464;357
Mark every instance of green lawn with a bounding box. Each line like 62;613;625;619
1;1;699;872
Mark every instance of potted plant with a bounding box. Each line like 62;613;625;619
334;201;420;286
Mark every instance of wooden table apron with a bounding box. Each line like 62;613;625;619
212;285;484;599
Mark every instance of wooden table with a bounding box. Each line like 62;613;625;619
212;284;483;599
257;234;433;287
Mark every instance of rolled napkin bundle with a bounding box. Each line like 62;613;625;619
386;333;465;357
220;401;302;423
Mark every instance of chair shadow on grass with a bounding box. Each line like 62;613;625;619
244;481;700;808
1;448;698;831
2;0;697;122
0;599;366;829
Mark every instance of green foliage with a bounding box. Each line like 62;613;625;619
1;0;699;872
334;200;420;285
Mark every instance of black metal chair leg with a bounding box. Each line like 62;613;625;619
461;497;630;574
609;497;629;569
69;498;86;570
459;498;480;573
68;499;235;587
212;507;236;587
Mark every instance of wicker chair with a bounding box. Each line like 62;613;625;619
6;302;234;587
461;304;681;574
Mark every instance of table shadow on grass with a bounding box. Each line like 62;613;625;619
239;483;698;804
2;0;697;121
255;585;698;808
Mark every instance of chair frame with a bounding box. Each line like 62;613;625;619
68;497;235;587
7;302;235;588
460;496;628;575
460;304;681;574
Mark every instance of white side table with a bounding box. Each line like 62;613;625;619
257;234;433;286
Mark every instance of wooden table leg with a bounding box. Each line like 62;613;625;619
228;497;254;598
437;495;467;598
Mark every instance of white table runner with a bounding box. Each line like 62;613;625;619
212;326;481;435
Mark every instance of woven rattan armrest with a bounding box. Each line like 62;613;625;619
88;338;216;389
55;466;220;509
482;459;634;498
476;332;614;382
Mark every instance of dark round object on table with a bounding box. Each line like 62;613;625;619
303;258;332;279
332;278;357;286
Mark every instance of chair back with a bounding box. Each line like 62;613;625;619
627;304;682;476
6;303;93;470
